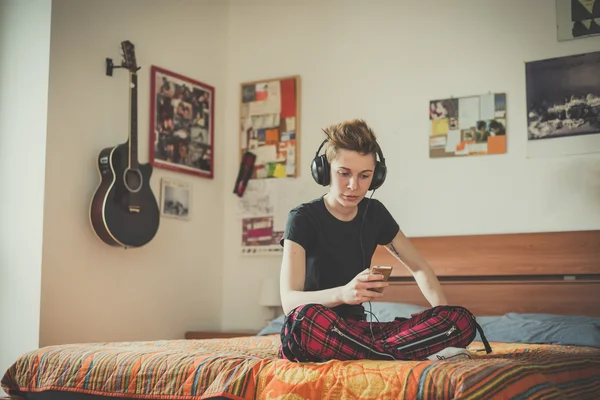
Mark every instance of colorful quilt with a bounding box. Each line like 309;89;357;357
2;335;600;399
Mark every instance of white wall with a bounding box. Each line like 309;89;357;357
38;0;229;346
221;0;600;330
0;0;52;392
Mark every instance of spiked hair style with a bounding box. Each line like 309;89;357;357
323;119;379;163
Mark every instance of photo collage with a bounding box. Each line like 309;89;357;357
239;76;299;179
429;93;507;158
150;66;214;178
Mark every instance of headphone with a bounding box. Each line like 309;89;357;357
310;138;387;191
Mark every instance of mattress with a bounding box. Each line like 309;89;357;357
3;335;600;400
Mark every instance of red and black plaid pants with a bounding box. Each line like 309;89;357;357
279;303;491;362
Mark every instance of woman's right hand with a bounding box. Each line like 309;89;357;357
339;269;389;305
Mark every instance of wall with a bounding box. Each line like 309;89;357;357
38;0;229;346
2;0;599;353
221;0;600;331
0;0;52;392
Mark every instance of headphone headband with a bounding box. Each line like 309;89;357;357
314;138;328;158
310;138;387;190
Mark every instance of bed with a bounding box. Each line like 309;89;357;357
3;230;600;400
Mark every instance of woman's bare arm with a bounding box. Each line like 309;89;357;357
279;239;386;315
384;229;448;307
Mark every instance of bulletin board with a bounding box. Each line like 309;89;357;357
429;92;507;158
239;75;301;179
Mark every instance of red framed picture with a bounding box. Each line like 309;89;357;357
149;65;215;178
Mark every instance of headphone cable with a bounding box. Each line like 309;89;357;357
359;190;377;357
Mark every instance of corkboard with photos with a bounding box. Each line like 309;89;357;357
429;93;507;158
239;76;300;179
237;75;300;255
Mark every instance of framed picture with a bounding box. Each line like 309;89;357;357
239;75;300;179
525;50;600;157
556;0;600;42
160;178;192;220
150;66;214;179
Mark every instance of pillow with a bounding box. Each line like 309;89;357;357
257;314;285;336
365;301;428;322
475;313;600;348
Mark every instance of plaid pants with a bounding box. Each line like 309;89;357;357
279;303;491;362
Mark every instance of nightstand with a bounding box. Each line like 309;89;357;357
184;330;258;339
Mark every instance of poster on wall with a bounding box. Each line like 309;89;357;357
556;0;600;41
429;93;507;158
237;178;302;255
149;66;215;179
239;75;300;180
241;217;283;255
525;50;600;157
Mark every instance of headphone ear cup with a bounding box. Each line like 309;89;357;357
311;155;330;186
321;155;330;186
369;161;387;190
310;156;321;184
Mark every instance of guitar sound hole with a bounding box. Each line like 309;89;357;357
123;168;143;193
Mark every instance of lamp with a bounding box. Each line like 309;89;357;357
259;277;282;322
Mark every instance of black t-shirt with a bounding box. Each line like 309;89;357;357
280;196;400;318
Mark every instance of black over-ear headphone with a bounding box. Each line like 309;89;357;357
310;138;387;190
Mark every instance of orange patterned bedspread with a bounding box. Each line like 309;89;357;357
2;334;600;399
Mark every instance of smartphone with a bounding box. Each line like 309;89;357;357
368;265;393;293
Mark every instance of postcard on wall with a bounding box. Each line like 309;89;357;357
241;216;283;255
525;50;600;157
239;76;300;179
429;93;507;158
160;178;191;220
236;179;276;219
556;0;600;41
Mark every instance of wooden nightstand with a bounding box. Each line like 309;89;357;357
185;330;258;339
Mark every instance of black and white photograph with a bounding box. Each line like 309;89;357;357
556;0;600;41
160;179;191;220
526;51;600;141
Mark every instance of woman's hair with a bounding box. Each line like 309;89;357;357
322;119;379;163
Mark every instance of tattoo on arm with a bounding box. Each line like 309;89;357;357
387;243;402;260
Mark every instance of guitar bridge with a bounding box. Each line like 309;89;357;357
129;206;140;213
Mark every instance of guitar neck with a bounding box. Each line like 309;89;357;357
129;72;139;169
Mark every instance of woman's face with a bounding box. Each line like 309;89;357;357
329;148;375;207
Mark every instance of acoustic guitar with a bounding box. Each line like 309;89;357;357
90;40;160;248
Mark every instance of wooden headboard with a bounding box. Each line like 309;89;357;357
371;230;600;317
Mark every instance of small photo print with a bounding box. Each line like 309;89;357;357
160;179;191;220
461;128;475;142
430;98;458;120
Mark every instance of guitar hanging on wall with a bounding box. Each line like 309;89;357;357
90;40;160;248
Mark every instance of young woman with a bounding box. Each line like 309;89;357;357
278;119;489;362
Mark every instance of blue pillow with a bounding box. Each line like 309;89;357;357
475;313;600;348
257;314;285;336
